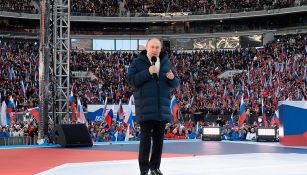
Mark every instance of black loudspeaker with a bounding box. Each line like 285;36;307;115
54;124;93;147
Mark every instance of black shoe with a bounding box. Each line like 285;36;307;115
140;170;149;175
150;169;163;175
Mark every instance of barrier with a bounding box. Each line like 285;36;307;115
0;136;37;146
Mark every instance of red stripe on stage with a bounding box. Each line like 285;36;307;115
0;148;193;175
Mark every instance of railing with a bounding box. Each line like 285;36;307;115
71;3;307;17
0;136;37;146
0;7;37;14
0;4;306;20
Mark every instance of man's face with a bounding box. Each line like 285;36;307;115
146;39;161;58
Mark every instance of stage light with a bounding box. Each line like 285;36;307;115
258;128;275;136
202;127;221;141
256;128;278;142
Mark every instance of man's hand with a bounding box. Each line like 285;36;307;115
149;66;157;75
166;70;174;80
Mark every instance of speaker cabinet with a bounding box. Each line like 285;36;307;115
54;124;93;147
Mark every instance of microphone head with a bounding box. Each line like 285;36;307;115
151;56;157;64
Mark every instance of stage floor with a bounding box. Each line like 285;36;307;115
1;140;307;175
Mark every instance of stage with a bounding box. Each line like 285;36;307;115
1;140;307;175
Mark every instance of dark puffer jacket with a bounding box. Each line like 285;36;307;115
126;50;180;123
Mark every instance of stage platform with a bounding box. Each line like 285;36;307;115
0;140;307;175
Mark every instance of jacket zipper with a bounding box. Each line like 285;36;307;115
157;58;167;121
157;80;160;120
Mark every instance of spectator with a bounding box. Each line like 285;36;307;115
246;127;257;140
0;127;9;137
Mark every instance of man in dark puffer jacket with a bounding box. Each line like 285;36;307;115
127;38;180;175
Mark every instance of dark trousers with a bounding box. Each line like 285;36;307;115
139;120;166;172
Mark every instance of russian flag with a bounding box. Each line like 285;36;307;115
124;95;134;129
229;113;234;129
223;86;227;99
170;95;179;122
28;107;40;121
69;91;75;103
77;98;87;123
234;91;240;106
102;97;108;120
69;91;76;122
125;124;130;142
238;96;246;127
270;110;280;126
262;99;268;127
111;105;116;121
6;96;14;125
256;46;265;53
117;100;124;122
105;108;113;128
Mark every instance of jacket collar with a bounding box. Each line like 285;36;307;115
139;50;166;65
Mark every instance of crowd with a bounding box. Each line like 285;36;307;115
71;0;120;16
84;117;271;142
70;50;135;106
0;120;38;138
215;0;294;12
0;0;36;14
127;0;296;15
72;0;301;16
0;0;304;16
0;34;306;143
72;0;300;16
0;40;40;111
173;35;307;119
71;34;307;119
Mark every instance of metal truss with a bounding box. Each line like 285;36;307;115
39;0;70;140
52;0;71;125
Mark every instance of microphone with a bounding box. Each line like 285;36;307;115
151;56;158;79
151;56;157;66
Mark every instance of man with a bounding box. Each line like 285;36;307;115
127;38;180;175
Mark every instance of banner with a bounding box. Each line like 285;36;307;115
87;104;135;121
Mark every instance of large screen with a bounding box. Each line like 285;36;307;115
193;38;216;49
71;39;91;50
93;39;115;51
216;37;240;49
170;38;194;50
240;35;262;47
116;40;138;50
